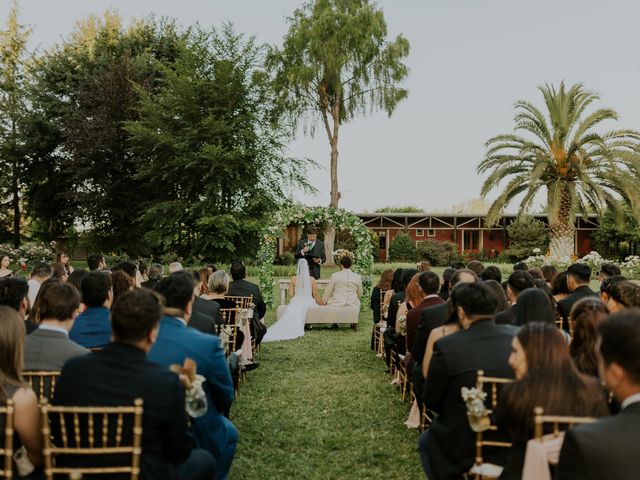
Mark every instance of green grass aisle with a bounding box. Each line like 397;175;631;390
229;311;422;479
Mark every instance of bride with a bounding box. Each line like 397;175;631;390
263;259;322;342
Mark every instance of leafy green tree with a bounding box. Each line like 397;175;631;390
388;232;417;262
504;215;549;261
268;0;410;264
375;206;423;213
0;1;30;247
478;82;640;262
593;208;640;259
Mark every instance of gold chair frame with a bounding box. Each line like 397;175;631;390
0;399;14;479
533;406;596;441
219;308;242;358
223;295;253;310
40;398;143;480
23;371;61;402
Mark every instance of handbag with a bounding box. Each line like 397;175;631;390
383;326;398;349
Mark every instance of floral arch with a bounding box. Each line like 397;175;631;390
257;205;374;307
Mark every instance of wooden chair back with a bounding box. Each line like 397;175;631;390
40;398;143;480
533;406;597;441
23;371;61;402
224;295;253;310
219;308;241;356
0;399;14;479
378;290;388;323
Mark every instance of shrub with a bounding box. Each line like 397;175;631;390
282;251;296;265
388;232;418;262
416;239;460;266
505;216;549;261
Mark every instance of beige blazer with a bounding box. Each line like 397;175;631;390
323;269;363;307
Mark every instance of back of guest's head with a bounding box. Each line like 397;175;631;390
600;274;627;295
401;268;419;289
155;271;195;310
541;265;558;284
598;262;621;279
29;278;62;323
112;261;137;279
417;261;431;272
483;280;509;313
340;255;353;269
567;263;591;284
230;261;246;281
450;268;478;290
466;260;484;276
208;270;230;295
527;268;543;280
418;271;440;296
514;288;555;326
87;253;104;271
376;269;394;290
199;268;213;295
31;261;52;279
147;263;163;281
111;289;163;343
52;262;67;280
0;277;29;311
608;281;640;310
480;265;502;283
137;260;147;277
111;271;134;302
451;261;466;270
551;271;571;296
0;305;26;389
517;323;574;380
67;269;89;294
455;282;497;317
513;261;528;271
206;263;217;273
598;309;640;385
405;273;424;307
570;298;609;377
391;268;404;292
37;282;81;322
82;271;112;308
508;270;534;296
168;262;183;273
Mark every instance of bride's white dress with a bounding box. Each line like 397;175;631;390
263;259;317;342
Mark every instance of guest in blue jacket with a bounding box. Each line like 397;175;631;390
69;271;113;348
149;271;237;479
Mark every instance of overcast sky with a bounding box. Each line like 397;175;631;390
3;0;640;213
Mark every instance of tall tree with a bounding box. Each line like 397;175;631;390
0;1;31;247
269;0;409;264
478;82;640;262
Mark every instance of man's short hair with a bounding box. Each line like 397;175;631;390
31;261;52;279
466;260;485;276
513;261;528;271
455;282;498;317
112;261;137;278
507;271;535;296
147;264;163;280
450;261;466;270
37;282;81;322
168;262;183;273
480;265;502;283
87;254;104;271
599;263;621;279
82;271;112;308
340;256;352;269
599;309;640;385
0;277;29;311
67;269;89;294
450;269;478;289
111;289;163;343
230;261;246;281
418;271;440;295
567;263;591;284
306;226;318;235
155;271;195;310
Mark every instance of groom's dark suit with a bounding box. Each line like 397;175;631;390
294;237;326;279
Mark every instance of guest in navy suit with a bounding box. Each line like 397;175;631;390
149;272;237;479
69;271;113;348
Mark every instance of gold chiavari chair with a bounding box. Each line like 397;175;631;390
469;370;513;480
0;399;14;479
373;290;388;356
533;406;597;441
23;371;61;402
40;398;143;480
224;296;257;356
219;308;241;358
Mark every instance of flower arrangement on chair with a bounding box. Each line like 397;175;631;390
462;386;492;432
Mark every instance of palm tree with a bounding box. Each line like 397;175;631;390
478;82;640;261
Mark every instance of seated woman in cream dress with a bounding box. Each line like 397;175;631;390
323;256;363;307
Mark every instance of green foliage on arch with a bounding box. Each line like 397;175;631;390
257;205;374;307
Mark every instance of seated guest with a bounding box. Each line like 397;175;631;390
541;264;558;288
552;271;571;303
69;271;113;349
141;263;163;290
484;279;509;313
112;270;135;303
466;260;484;276
527;267;543;280
597;262;621;284
67;269;89;296
557;263;598;330
513;287;556;326
384;268;417;368
52;262;69;282
606;280;640;312
438;267;456;301
0;276;37;333
199;267;213;296
599;274;626;305
0;254;14;279
406;272;444;356
26;278;61;324
169;261;183;273
569;298;609;377
480;265;502;283
495;270;535;325
188;271;220;336
370;268;393;350
419;282;516;479
149;272;237;478
323;255;363;307
202;271;238;309
496;323;608;480
384;268;404;323
27;261;52;307
0;306;43;470
86;253;106;271
24;282;88;371
557;310;640;479
54;289;216;480
228;260;267;344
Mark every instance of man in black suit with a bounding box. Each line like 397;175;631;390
495;270;535;325
54;289;216;480
294;226;326;280
557;310;640;479
419;282;516;480
557;263;598;330
227;260;267;344
141;263;163;290
0;276;38;334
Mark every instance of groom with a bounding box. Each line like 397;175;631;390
294;226;326;280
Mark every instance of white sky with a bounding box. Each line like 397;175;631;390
3;0;640;213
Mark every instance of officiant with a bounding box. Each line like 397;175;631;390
294;226;326;280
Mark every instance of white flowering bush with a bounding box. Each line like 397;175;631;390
258;204;374;307
577;251;610;278
622;255;640;280
0;241;55;273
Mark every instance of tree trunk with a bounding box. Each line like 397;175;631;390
547;183;574;263
322;92;341;267
11;121;20;248
323;224;336;268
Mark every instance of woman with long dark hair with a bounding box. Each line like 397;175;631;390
514;288;556;326
371;268;393;350
496;323;608;479
569;298;609;377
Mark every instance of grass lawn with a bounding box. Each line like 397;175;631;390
229;306;422;479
